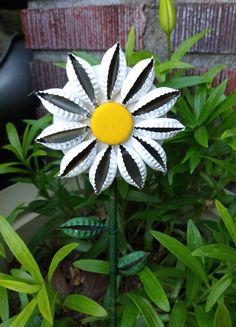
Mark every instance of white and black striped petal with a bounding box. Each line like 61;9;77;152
117;145;146;189
131;87;180;119
100;42;127;100
135;118;185;140
66;53;99;107
120;58;155;105
36;122;89;150
132;135;167;172
36;88;90;121
59;139;97;178
89;146;117;193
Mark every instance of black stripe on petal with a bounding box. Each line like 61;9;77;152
107;43;120;100
122;58;154;105
135;127;182;133
37;92;89;117
133;91;180;116
133;136;166;171
60;140;96;177
95;146;112;193
37;126;89;145
120;145;143;188
69;53;97;106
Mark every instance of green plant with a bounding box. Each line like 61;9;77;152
0;215;107;326
0;18;236;327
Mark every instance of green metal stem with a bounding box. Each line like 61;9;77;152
109;180;117;326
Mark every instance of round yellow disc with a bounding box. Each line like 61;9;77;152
91;102;133;145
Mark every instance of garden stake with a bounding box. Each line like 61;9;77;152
108;180;117;326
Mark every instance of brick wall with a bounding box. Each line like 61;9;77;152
21;0;236;95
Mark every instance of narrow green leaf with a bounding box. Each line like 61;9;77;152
0;216;43;283
186;220;204;305
151;230;208;284
192;243;236;261
125;25;135;66
5;123;24;161
73;259;109;275
213;302;232;327
0;273;40;293
10;269;34;283
204;157;236;178
194;126;208;147
176;98;195;127
0;286;9;321
139;266;170;312
171;29;209;61
206;274;232;312
194;305;213;327
0;242;6;258
169;301;187;327
193;85;206;120
197;80;227;125
215;200;236;246
221;128;236;139
128;293;164;327
161;75;209;89
121;298;139;327
0;316;16;327
37;287;53;324
48;243;78;283
11;297;37;327
204;65;225;82
64;294;107;317
156;61;194;74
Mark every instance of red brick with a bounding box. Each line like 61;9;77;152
21;4;146;50
31;60;236;96
173;3;236;54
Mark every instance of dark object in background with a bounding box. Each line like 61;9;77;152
0;33;38;133
0;1;27;10
0;34;39;188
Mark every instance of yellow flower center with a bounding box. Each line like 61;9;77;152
91;102;133;145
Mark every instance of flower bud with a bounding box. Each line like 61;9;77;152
159;0;176;34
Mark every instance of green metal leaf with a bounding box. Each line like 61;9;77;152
118;251;149;276
139;266;170;312
60;217;105;239
64;294;107;317
128;293;164;327
48;243;78;283
151;230;208;285
73;259;109;275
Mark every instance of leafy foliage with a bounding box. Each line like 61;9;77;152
0;23;236;326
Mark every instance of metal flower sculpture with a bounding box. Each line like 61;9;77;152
36;43;184;193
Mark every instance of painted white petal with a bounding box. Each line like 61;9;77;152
37;88;90;121
135;118;185;140
117;145;146;189
89;146;117;193
36;122;89;150
59;139;97;178
131;87;180;119
100;42;127;100
66;53;100;107
132;135;167;172
120;58;155;105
